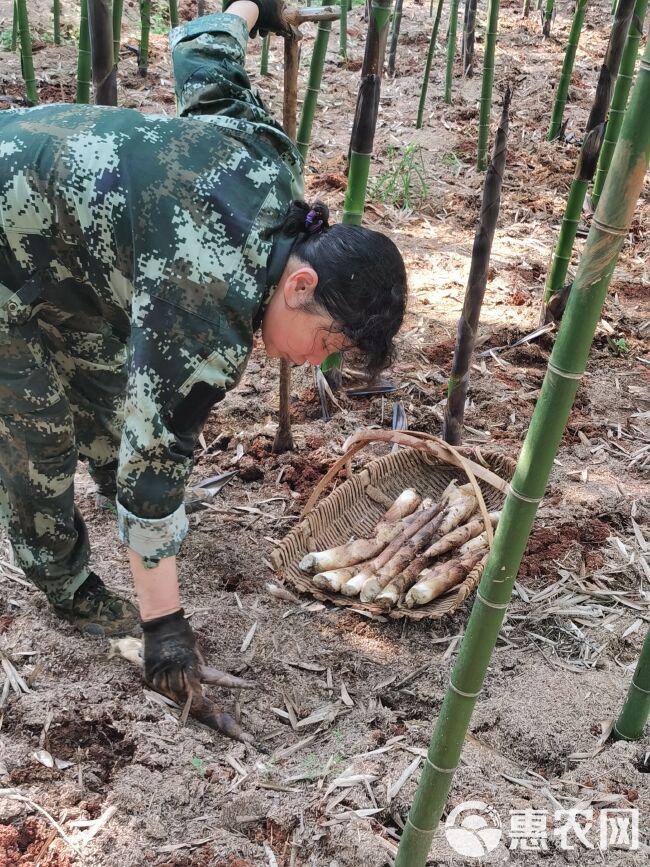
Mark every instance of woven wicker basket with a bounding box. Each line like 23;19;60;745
269;433;515;621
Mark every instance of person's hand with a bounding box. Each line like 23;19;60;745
141;609;203;706
225;0;291;38
140;609;257;744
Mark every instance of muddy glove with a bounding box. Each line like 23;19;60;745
224;0;291;38
141;609;202;705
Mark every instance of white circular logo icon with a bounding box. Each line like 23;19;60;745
445;800;503;857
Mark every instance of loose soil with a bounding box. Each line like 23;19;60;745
0;1;649;866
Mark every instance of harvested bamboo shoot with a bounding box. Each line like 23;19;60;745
361;485;479;602
341;482;461;596
375;512;499;609
405;549;486;607
458;529;492;555
312;562;371;592
298;488;421;573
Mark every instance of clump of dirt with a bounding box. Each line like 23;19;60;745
521;518;611;579
0;818;73;866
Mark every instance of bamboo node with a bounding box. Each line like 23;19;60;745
507;484;543;504
591;217;629;237
425;756;457;774
547;361;584;381
449;680;482;699
476;591;509;610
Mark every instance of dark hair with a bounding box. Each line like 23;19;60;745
282;200;407;376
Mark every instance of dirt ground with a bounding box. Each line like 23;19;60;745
0;0;649;865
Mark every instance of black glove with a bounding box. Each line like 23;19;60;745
142;609;202;704
224;0;291;38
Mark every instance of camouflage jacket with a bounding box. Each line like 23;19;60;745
0;13;303;562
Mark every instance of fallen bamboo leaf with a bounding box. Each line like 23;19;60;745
240;622;258;652
388;756;422;802
340;681;354;707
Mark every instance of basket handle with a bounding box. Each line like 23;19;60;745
302;430;510;546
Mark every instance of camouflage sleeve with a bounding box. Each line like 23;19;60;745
170;12;272;122
115;294;236;564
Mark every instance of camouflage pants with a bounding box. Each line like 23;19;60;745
0;285;127;603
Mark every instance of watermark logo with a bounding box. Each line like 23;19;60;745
445;803;639;857
445;800;503;857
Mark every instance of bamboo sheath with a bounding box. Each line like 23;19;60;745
395;37;650;866
462;0;477;77
542;0;554;37
591;0;648;207
88;0;118;106
476;0;500;170
416;0;445;129
16;0;37;104
547;0;589;140
444;90;510;444
139;0;152;76
76;0;91;104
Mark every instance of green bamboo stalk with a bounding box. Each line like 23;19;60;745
169;0;179;28
444;0;460;103
395;37;650;867
11;1;18;52
88;0;117;105
416;0;445;128
444;90;511;445
342;0;393;225
462;0;477;77
543;0;635;314
387;0;404;76
139;0;151;77
542;0;554;37
522;0;530;17
340;0;348;61
77;0;91;103
260;34;270;74
548;0;589;140
614;624;650;740
476;0;500;169
591;0;648;207
16;0;37;104
113;0;124;65
53;0;61;44
297;4;334;160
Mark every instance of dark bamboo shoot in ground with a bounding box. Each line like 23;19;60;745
462;0;477;77
444;90;510;445
88;0;118;106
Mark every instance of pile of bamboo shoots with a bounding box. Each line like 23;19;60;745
298;483;499;610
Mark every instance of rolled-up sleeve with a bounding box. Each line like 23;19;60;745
170;13;270;121
116;293;231;563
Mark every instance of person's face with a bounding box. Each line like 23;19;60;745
261;259;351;366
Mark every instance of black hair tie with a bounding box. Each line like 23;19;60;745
305;208;324;234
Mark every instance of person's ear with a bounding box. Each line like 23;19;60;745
283;265;319;309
